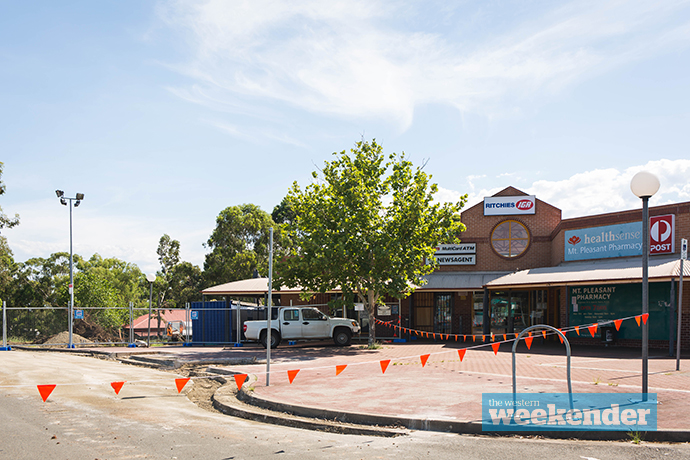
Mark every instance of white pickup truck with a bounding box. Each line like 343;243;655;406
243;306;360;348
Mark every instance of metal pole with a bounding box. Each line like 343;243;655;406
266;227;273;386
147;282;153;347
129;301;134;346
68;199;74;349
678;253;686;371
642;196;649;398
2;300;9;350
670;281;676;357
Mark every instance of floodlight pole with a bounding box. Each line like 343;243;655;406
56;191;83;349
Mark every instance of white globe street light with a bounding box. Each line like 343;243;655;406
146;273;157;347
630;171;660;399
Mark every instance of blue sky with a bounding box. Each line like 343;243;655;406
1;0;689;275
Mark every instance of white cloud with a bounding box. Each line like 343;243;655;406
158;0;690;130
439;159;690;219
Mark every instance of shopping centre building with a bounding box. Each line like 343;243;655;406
201;186;689;349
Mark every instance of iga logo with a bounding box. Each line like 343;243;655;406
516;199;534;211
650;214;674;254
568;236;581;245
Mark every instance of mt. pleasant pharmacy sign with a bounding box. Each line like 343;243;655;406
429;243;476;265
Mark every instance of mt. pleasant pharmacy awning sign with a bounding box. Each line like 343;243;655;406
429;243;476;265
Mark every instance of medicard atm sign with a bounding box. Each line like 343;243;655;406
484;195;536;216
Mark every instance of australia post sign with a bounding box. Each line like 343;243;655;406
565;215;675;261
484;195;536;216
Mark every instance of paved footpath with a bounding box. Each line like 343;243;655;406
16;339;690;434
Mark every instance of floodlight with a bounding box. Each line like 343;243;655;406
74;200;80;207
76;193;84;200
55;190;64;198
60;198;67;206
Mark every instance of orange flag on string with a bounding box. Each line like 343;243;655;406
380;359;391;374
642;313;649;325
525;336;533;350
541;330;547;339
514;333;519;339
37;384;56;402
454;335;458;342
635;316;641;326
458;349;466;362
528;332;532;337
588;324;598;337
234;374;248;390
491;333;495;341
492;342;500;355
482;335;486;342
335;365;347;376
287;369;300;384
463;335;466;341
110;381;125;395
175;378;190;393
557;329;564;344
503;334;507;341
420;354;430;367
473;335;476;342
614;319;623;331
574;326;580;335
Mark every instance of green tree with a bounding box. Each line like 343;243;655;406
203;204;279;287
0;162;19;231
275;139;467;346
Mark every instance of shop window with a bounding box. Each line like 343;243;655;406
491;220;530;258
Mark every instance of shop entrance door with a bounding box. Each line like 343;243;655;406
435;294;452;335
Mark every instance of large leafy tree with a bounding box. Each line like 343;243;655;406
276;139;467;346
0;162;19;232
203;204;279;287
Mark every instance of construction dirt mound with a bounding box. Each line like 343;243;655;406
42;331;92;346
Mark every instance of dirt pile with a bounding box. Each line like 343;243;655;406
42;331;92;346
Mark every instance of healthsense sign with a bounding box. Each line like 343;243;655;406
484;195;536;216
565;215;675;261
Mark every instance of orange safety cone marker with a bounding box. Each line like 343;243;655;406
420;354;430;367
335;365;347;376
642;313;649;325
525;336;533;350
380;359;391;374
110;381;126;395
492;342;500;355
175;378;191;393
37;384;56;402
458;349;466;362
234;374;248;390
287;369;300;384
614;319;623;331
588;324;598;337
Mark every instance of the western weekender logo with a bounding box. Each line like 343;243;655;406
482;393;657;432
565;222;643;261
484;195;536;216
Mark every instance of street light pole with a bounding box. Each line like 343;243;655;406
56;190;84;349
630;171;660;399
146;273;156;347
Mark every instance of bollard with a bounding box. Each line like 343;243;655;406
1;300;11;351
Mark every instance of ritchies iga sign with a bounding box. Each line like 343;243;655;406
428;243;476;265
484;195;536;216
565;215;675;261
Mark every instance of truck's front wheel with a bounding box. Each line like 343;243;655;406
333;328;352;346
260;330;281;349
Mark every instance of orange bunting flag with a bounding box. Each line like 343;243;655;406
287;369;300;384
642;313;649;325
588;324;598;337
614;319;623;331
492;342;500;355
528;332;532;337
458;349;466;362
503;334;507;341
541;330;547;339
491;332;495;341
482;335;486;342
635;316;641;326
514;333;519;339
463;335;466;341
557;329;564;344
335;365;347;376
420;354;430;367
110;381;125;395
574;326;580;335
454;335;458;342
473;335;476;342
380;359;391;374
37;384;56;402
525;336;533;350
234;374;248;390
175;378;191;393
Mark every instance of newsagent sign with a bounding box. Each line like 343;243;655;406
564;215;675;261
484;195;536;216
428;243;476;265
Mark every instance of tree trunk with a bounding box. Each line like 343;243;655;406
367;290;376;347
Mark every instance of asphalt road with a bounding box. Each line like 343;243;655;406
1;350;689;460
